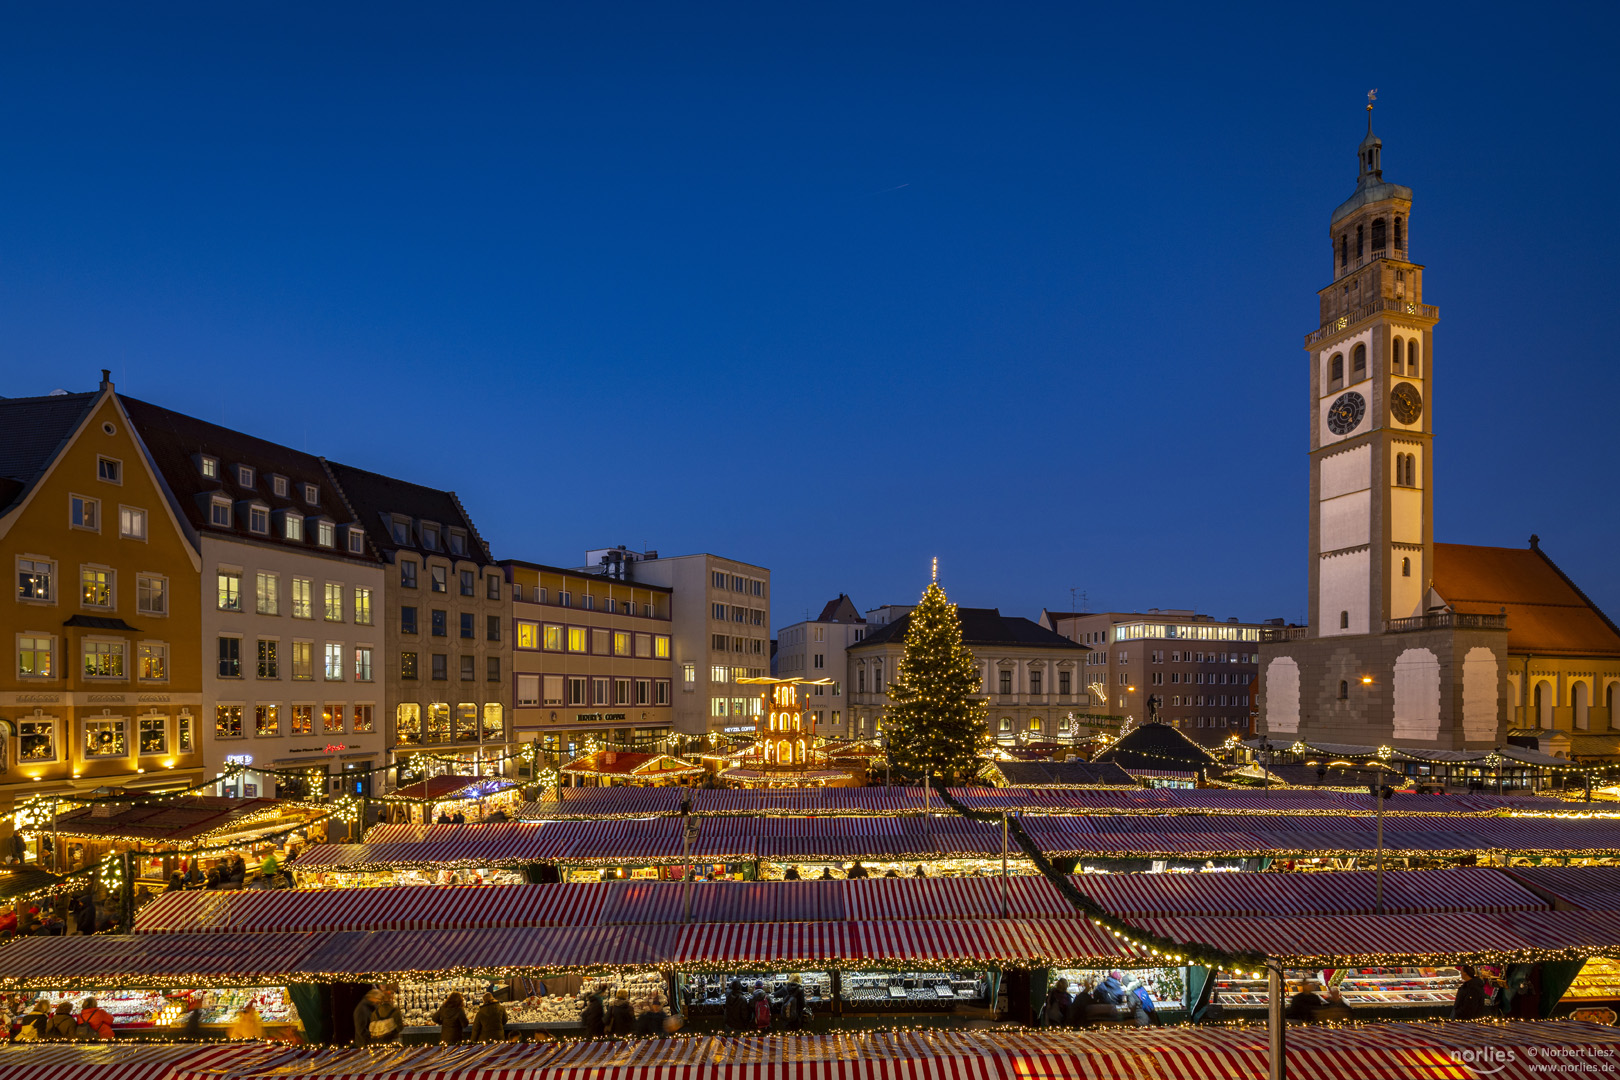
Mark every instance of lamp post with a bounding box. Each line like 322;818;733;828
1370;780;1392;914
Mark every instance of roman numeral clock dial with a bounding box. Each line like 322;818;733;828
1326;391;1365;435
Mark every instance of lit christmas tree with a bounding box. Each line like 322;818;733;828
883;577;990;785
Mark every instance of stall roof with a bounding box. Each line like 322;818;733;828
1505;866;1620;911
513;788;687;819
1074;867;1548;918
20;1024;1617;1080
43;797;311;845
386;776;517;803
983;760;1139;787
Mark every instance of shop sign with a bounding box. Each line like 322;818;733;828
575;713;627;723
325;743;347;753
224;754;254;766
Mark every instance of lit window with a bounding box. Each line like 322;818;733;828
291;578;312;618
614;631;631;656
324;582;344;622
137;643;167;681
516;621;539;649
291;705;313;735
354;646;373;681
85;718;127;757
138;716;167;755
199;456;218;479
290;641;313;680
324;643;344;680
83;640;125;678
97;457;121;483
322;703;344;734
215;705;244;739
255;572;278;615
18;636;52;678
80;567;113;609
217;571;242;611
654;634;671;659
283;512;303;541
71;495;100;531
567;627;587;653
482;703;502;739
17;558;53;602
395;704;422;745
317;520;335;548
352;704;373;733
400;652;418;679
119;506;147;540
353;587;372;625
19;719;55;762
255;705;280;736
257;639;278;679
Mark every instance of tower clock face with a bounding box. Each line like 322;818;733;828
1390;381;1424;425
1326;391;1366;435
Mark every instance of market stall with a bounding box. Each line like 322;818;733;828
558;751;707;788
377;776;520;825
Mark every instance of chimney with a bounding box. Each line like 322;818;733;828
99;369;113;391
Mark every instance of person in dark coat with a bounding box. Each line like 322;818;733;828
722;980;750;1031
451;811;466;825
44;1002;76;1040
164;874;184;893
580;985;606;1037
1041;979;1070;1026
1287;982;1325;1021
73;894;96;936
1066;979;1096;1026
778;975;808;1030
469;992;506;1042
1453;965;1486;1020
371;989;402;1043
783;866;801;881
436;811;453;824
846;861;869;880
17;1001;48;1039
1095;970;1127;1007
433;992;468;1044
352;988;381;1047
633;993;668;1037
604;989;635;1037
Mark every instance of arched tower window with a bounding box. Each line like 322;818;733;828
1406;455;1416;487
1408;340;1420;377
1402;557;1411;577
1394;216;1404;250
1371;218;1387;253
1339;610;1349;629
1356;224;1364;258
1392;336;1405;373
1330;353;1343;385
1352;343;1366;378
1338;680;1349;699
1394;453;1406;486
1339;235;1348;271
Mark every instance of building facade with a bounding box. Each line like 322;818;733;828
124;399;389;798
582;547;770;736
1258;114;1512;749
0;374;205;810
847;607;1088;742
774;595;867;739
502;559;673;754
326;464;510;770
1041;610;1263;744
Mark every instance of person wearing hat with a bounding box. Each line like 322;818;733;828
1096;970;1127;1008
470;991;506;1042
604;988;635;1037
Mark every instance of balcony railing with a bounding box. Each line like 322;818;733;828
1334;246;1408;282
1386;612;1507;634
1258;626;1308;644
1306;298;1440;346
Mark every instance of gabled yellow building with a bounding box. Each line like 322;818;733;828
0;372;203;811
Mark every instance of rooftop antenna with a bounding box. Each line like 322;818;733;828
1070;587;1078;611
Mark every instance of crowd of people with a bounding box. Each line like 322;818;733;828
1042;971;1160;1028
160;853;291;892
0;997;116;1041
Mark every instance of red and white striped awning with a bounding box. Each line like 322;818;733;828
0;1042;263;1080
0;931;329;986
1506;865;1620;910
515;787;687;819
1074;867;1548;918
1131;912;1543;963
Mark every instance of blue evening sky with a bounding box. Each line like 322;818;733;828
2;3;1616;632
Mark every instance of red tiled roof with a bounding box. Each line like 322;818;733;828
1433;542;1620;657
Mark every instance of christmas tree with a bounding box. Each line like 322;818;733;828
883;580;990;785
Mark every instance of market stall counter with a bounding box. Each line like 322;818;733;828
14;984;304;1039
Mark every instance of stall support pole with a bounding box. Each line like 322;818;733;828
119;849;135;931
1375;787;1384;915
1267;962;1287;1080
681;814;694;924
1000;811;1009;917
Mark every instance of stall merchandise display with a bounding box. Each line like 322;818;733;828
681;972;830;1015
27;987;299;1029
840;971;989;1011
300;869;526;889
760;861;1036;881
1212;966;1461;1008
398;975;664;1031
1563;958;1620;1001
1050;967;1183;1010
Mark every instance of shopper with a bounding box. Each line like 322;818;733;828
581;985;606;1037
1287;982;1325;1021
1042;979;1071;1026
17;1000;48;1040
79;998;115;1040
1452;966;1486;1021
44;1002;76;1040
229;1002;264;1041
433;992;469;1044
1067;979;1097;1026
370;989;402;1043
783;866;801;881
605;989;635;1037
723;979;750;1031
470;992;506;1042
163;874;184;893
0;908;15;938
846;861;869;880
750;981;772;1032
1096;970;1127;1007
634;993;669;1037
352;988;381;1047
779;975;809;1030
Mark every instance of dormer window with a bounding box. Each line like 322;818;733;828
210;497;232;528
316;520;336;548
389;518;410;545
302;483;319;505
237;465;255;488
448;530;466;556
421;525;440;551
199;456;219;479
281;511;304;542
271;475;288;498
248;504;270;534
346;527;364;555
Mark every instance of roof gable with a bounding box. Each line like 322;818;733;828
0;391;99;517
816;595;863;623
324;461;493;565
1433;542;1620;658
853;607;1087;650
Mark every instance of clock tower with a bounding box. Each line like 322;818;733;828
1306;107;1437;638
1257;105;1509;751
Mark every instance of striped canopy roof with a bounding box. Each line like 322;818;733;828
0;1022;1611;1080
1505;865;1620;910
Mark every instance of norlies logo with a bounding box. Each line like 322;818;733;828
1444;1046;1515;1075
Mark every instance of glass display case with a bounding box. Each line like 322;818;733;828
679;971;831;1016
1211;967;1460;1009
839;970;989;1012
1564;958;1620;1002
397;971;666;1032
25;986;300;1030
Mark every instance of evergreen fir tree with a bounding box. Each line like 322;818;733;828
883;581;989;785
